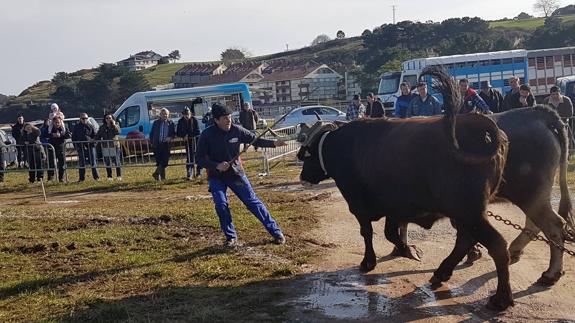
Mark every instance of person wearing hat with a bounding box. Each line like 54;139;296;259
196;103;288;247
346;94;365;121
177;106;201;179
478;81;504;113
149;108;176;181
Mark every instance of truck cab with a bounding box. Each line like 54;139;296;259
557;75;575;103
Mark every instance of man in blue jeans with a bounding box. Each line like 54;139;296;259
196;103;287;247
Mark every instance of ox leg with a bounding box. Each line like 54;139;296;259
508;216;540;264
430;226;476;286
386;220;422;261
359;219;377;272
520;204;566;285
470;218;514;311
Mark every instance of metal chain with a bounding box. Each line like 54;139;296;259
486;211;575;257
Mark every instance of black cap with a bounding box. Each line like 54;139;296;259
211;103;232;119
352;94;360;100
182;106;191;114
480;80;492;89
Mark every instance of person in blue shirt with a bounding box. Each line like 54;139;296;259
196;103;287;247
394;82;416;118
407;82;442;117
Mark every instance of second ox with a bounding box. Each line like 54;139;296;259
296;68;512;310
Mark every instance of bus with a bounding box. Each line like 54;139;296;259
378;46;575;112
113;83;252;138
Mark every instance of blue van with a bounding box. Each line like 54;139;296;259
113;83;252;139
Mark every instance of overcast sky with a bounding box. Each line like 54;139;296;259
0;0;561;95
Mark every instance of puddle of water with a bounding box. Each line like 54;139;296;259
299;272;399;319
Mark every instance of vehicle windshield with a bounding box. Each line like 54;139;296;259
378;74;401;95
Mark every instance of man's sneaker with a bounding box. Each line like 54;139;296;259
107;177;114;181
224;238;238;248
273;234;286;245
116;177;122;181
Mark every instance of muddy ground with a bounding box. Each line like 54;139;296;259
281;183;575;322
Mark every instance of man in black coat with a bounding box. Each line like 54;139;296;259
72;113;100;182
177;106;201;179
11;115;25;168
479;81;504;113
365;93;385;118
149;108;176;181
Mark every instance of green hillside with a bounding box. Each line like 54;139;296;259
139;62;190;86
489;14;575;30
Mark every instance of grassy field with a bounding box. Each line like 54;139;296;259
0;159;322;322
139;63;190;88
489;14;575;30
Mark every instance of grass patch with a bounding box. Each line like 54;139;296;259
139;63;190;87
489;14;575;30
0;159;320;321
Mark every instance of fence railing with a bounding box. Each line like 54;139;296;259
0;126;300;183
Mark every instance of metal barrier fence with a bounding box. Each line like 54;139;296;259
1;143;58;182
0;127;300;183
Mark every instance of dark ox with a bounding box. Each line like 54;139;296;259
296;68;513;310
390;105;575;285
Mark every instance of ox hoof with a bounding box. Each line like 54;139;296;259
360;258;376;272
464;248;482;265
391;245;423;261
486;294;514;311
536;271;564;286
509;250;523;265
429;272;451;288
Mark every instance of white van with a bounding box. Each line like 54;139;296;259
113;83;253;139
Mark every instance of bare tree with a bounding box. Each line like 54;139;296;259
533;0;561;17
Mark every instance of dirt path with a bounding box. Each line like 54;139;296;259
282;184;575;322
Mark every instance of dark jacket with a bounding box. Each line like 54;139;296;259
23;128;44;159
407;94;442;117
196;124;276;179
177;116;200;139
239;109;259;130
45;125;71;150
503;91;535;110
543;95;574;118
11;122;24;144
72;122;97;147
149;119;176;147
40;125;50;144
96;123;121;148
479;89;504;113
365;100;385;118
395;94;416;118
202;111;214;127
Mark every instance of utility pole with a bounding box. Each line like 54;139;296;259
286;43;289;52
391;5;397;24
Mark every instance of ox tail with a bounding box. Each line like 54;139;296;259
420;66;461;151
552;114;575;233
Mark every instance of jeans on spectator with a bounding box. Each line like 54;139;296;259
104;148;122;178
77;145;99;181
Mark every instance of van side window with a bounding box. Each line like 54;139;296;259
117;106;140;128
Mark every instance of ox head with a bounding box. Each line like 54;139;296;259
296;121;339;186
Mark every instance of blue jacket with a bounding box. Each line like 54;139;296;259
149;119;176;147
196;124;276;179
407;95;442;117
395;94;416;118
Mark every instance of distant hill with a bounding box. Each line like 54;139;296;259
489;14;575;30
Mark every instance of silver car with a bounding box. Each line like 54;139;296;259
273;105;346;129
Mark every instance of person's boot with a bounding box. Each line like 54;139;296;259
159;167;166;181
152;167;160;181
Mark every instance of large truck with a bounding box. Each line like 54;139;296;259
378;46;575;114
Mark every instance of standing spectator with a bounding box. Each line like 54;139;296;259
22;123;44;183
202;107;214;128
394;82;416;118
39;119;50;145
11;115;25;168
407;82;442;117
503;77;535;110
502;76;521;111
0;131;12;184
44;116;70;182
72;113;100;182
459;79;490;114
239;102;260;152
96;114;122;181
346;94;365;121
149;108;175;181
196;103;287;247
177;107;201;179
48;103;66;132
544;86;574;119
479;81;504;113
365;93;385;118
